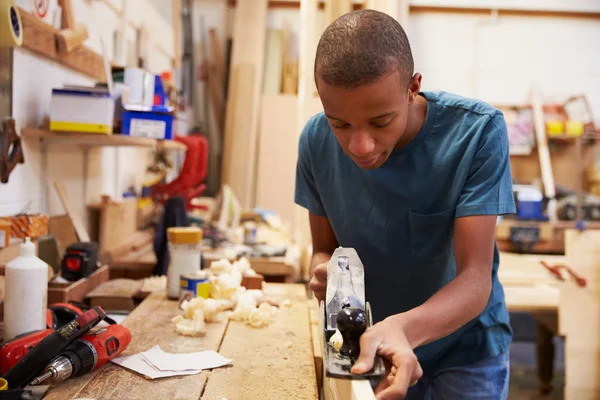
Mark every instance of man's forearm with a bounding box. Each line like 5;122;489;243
396;266;492;349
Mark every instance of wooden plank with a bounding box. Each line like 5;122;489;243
560;229;600;398
45;291;230;400
325;0;353;23
17;7;104;81
21;129;187;151
53;181;91;243
201;284;318;400
221;0;268;209
531;87;557;221
263;29;284;94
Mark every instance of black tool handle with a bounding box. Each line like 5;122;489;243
2;306;106;389
336;307;367;359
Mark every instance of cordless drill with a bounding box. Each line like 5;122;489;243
30;324;131;385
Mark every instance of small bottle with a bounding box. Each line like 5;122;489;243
4;237;48;341
326;255;362;330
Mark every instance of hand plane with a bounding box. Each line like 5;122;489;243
320;247;385;380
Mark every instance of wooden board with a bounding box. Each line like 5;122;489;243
21;129;187;151
45;284;318;399
221;0;268;209
201;284;317;399
256;94;322;232
88;198;137;256
17;7;105;82
560;229;600;398
263;29;285;94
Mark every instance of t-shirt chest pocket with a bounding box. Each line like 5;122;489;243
408;208;455;262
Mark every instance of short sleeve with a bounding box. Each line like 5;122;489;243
294;119;327;217
455;112;517;219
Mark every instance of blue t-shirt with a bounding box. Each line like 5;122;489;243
294;91;516;377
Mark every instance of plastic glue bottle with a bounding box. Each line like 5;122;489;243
4;237;48;341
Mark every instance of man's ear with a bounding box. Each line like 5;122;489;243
407;73;422;104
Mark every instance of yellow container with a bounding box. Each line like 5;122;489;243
565;120;584;137
546;120;564;136
0;377;7;390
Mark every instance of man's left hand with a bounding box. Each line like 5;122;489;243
351;315;422;400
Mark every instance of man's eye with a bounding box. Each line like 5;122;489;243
332;124;349;129
371;121;391;128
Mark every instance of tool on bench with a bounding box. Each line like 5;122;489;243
61;242;99;281
320;247;385;380
0;303;119;375
2;306;107;389
30;324;131;385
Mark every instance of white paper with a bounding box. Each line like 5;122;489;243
111;354;203;380
140;345;232;372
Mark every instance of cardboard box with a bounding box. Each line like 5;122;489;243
50;87;115;134
121;106;174;140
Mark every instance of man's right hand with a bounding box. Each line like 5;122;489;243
309;262;328;302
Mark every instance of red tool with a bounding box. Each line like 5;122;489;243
540;261;587;288
0;329;53;375
1;303;118;375
30;324;131;385
151;135;209;211
3;306;106;389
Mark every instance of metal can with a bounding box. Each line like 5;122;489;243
180;271;210;299
243;222;257;245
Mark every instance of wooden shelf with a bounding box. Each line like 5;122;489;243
21;128;187;151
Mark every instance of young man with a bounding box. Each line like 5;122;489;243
295;9;515;400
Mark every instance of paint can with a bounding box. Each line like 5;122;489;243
180;271;210;299
243;222;257;245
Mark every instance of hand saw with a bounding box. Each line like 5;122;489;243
320;247;385;380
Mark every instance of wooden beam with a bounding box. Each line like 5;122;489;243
324;378;376;400
325;0;353;24
221;0;268;209
172;0;182;67
17;8;104;81
561;229;600;399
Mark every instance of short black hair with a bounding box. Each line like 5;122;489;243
314;9;414;89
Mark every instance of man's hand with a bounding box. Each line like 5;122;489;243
309;262;328;302
351;315;422;400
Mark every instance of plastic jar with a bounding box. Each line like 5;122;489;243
167;227;203;299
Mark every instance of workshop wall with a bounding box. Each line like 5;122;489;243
409;11;600;114
0;0;177;222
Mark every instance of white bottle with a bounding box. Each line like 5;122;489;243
4;237;48;341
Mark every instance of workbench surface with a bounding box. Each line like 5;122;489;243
44;283;318;400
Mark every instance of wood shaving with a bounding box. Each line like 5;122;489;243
329;329;343;352
141;275;167;292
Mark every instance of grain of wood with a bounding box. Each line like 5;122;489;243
221;0;268;208
201;284;318;400
45;291;229;400
53;181;91;243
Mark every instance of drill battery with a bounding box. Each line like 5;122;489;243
61;242;99;281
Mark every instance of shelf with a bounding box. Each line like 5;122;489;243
21;129;187;151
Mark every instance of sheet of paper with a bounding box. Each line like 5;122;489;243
140;345;233;372
111;354;203;380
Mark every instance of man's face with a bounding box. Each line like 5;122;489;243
317;70;420;170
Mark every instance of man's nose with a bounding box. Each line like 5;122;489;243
348;131;375;157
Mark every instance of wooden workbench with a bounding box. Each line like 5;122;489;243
109;247;297;282
44;283;318;400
